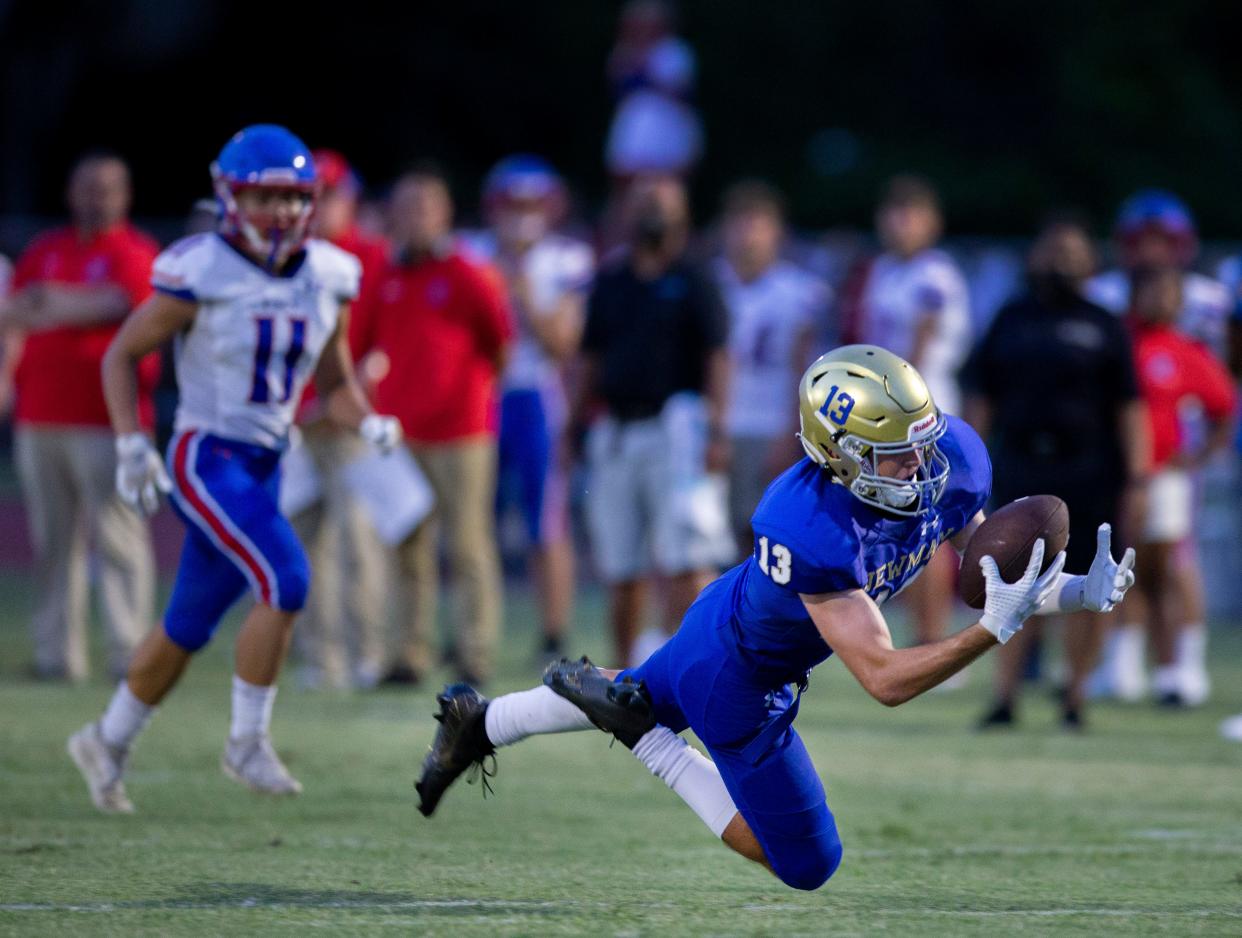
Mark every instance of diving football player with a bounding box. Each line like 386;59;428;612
416;345;1136;889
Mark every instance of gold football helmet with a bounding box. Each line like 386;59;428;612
797;344;949;517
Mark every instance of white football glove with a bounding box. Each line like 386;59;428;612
115;433;172;517
1034;524;1137;615
359;414;402;455
979;539;1067;644
1077;523;1137;612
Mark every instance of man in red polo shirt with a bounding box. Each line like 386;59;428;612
353;165;514;685
1118;266;1237;706
286;149;393;690
0;152;160;681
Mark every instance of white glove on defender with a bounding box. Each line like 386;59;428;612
359;414;402;455
1034;524;1137;615
979;539;1067;644
115;433;172;517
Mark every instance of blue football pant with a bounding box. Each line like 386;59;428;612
623;596;843;890
163;430;310;651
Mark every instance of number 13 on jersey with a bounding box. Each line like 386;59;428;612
757;535;792;585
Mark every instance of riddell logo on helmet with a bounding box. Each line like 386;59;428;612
907;414;936;440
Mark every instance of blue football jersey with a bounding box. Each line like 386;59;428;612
702;415;991;679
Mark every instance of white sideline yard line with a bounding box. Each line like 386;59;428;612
2;901;1240;919
854;841;1242;858
0;899;582;913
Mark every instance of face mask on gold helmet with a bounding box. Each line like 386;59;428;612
796;344;949;517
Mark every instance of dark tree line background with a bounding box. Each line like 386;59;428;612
3;0;1242;243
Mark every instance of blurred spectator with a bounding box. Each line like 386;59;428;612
1087;190;1230;357
353;166;514;686
577;175;732;667
1114;267;1236;706
464;156;593;662
185;197;219;236
0;153;160;681
0;252;13;300
713;180;829;549
604;0;702;180
1085;190;1232;700
286;150;392;689
852;175;971;649
0;252;13;417
961;214;1146;729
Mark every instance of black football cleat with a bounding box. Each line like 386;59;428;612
975;700;1015;731
415;683;495;818
542;656;656;749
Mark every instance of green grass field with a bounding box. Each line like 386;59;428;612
2;572;1241;936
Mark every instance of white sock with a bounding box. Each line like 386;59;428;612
1112;624;1147;701
632;726;738;838
230;675;277;740
1176;623;1207;671
99;682;154;750
483;686;596;748
1152;665;1182;697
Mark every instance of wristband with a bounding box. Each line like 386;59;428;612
1032;572;1085;616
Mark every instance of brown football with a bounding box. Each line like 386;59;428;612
958;495;1070;609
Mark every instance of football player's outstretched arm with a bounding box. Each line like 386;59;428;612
803;536;1064;707
802;589;997;707
102;292;197;435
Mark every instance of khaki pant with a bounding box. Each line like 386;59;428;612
14;425;153;680
395;436;502;681
290;429;393;688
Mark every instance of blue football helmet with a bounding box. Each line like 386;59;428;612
482;154;566;244
210;124;317;270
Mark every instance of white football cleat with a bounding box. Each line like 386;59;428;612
222;734;303;795
67;722;135;814
1086;626;1147;702
1180;663;1211;707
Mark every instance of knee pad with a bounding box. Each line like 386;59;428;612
773;837;843;892
163;614;215;653
274;552;311;613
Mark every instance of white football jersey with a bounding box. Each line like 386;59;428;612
716;258;829;439
1086;268;1231;358
858;248;971;415
152;233;361;449
460;232;594;391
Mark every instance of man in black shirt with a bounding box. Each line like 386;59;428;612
578;175;733;665
960;215;1147;729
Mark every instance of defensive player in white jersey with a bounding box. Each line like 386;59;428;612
856;175;971;650
67;125;401;813
1084;190;1230;703
713;180;829;551
462;156;594;660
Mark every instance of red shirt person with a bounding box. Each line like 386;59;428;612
1131;318;1236;472
352;166;513;685
1123;266;1237;707
0;153;160;681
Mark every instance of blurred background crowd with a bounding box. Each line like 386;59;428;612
1;1;1240;734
